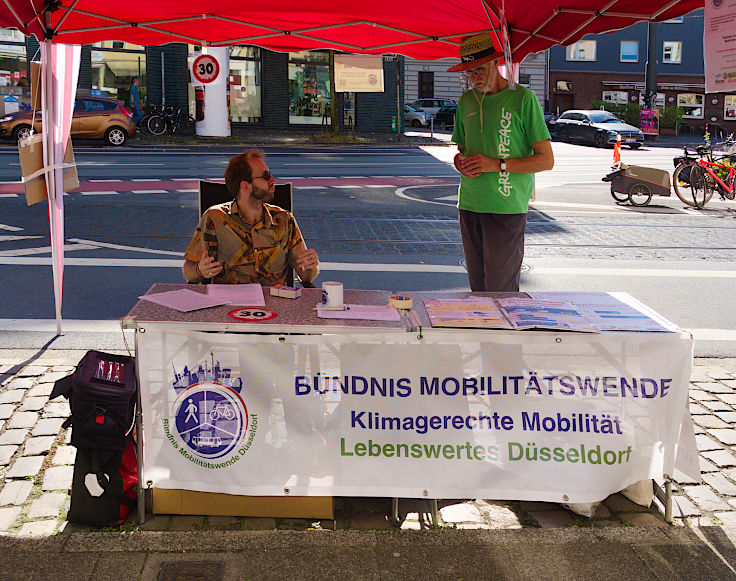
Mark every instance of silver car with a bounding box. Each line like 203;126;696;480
404;103;429;128
409;98;456;119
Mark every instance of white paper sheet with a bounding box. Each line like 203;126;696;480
206;283;266;306
316;304;401;321
497;298;598;332
138;289;228;312
528;292;677;333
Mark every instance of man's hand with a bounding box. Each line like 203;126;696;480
456;153;498;177
296;248;319;271
295;248;319;283
198;254;222;279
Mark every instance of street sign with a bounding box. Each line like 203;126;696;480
191;54;220;84
227;308;277;322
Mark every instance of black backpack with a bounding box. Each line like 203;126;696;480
51;350;139;526
51;350;137;450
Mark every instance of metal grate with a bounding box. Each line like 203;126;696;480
159;562;223;581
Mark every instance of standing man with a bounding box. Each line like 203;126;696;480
128;76;142;125
183;149;319;286
449;33;554;292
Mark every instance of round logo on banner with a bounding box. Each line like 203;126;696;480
173;381;247;459
228;308;277;322
192;54;220;83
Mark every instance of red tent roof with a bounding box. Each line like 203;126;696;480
1;0;703;62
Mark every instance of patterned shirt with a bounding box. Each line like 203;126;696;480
184;201;305;286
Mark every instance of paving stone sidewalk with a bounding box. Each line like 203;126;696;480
1;352;735;536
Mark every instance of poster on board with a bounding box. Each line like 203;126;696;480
335;55;384;92
704;0;736;93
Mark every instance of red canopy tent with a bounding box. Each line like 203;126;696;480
1;0;703;62
0;0;704;333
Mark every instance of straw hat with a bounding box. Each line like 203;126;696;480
447;33;503;72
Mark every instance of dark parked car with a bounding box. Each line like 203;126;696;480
434;105;457;130
552;109;644;148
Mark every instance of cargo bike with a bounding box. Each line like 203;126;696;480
602;163;672;207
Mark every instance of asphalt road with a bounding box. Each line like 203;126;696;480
0;140;734;355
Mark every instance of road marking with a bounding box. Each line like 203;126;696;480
88;179;121;182
132;178;159;181
0;194;18;198
0;235;39;242
294;186;326;190
131;190;169;194
81;191;118;196
0;224;23;231
176;189;198;193
0;242;95;256
68;238;184;256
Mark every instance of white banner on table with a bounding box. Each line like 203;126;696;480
137;327;696;503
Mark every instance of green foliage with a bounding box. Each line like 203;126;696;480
591;100;641;126
658;106;685;130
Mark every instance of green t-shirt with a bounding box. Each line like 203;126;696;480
452;85;550;214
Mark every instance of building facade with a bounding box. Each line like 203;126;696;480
548;10;735;136
404;52;549;110
0;36;403;133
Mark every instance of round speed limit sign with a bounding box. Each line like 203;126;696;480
192;54;220;84
227;308;277;322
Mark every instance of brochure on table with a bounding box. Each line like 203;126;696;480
527;292;678;333
422;292;676;333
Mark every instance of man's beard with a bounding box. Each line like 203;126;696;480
250;182;274;203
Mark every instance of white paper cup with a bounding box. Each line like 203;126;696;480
321;281;344;309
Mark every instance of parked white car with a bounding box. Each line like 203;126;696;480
404;103;429;128
408;98;457;119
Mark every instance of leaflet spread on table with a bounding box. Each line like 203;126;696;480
423;293;677;333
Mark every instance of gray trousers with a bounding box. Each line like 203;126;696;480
459;210;527;292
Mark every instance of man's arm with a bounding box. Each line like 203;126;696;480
183;254;222;283
293;243;319;283
456;139;554;177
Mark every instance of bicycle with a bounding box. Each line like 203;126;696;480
673;138;736;208
687;151;736;209
147;106;195;136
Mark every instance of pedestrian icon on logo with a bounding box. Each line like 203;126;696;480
185;399;199;424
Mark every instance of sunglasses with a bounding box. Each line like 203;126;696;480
463;65;487;78
247;170;274;182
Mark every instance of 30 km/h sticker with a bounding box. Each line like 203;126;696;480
192;54;220;84
227;308;277;322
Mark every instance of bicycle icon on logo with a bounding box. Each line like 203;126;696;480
209;401;236;421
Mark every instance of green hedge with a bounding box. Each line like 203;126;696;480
591;100;685;130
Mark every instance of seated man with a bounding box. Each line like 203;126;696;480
183;149;319;285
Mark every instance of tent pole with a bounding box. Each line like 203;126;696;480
42;40;63;336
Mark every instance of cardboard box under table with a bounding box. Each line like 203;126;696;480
127;284;405;520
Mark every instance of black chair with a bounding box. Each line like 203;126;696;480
197;180;315;288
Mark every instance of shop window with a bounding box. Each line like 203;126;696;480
725;95;736;121
603;91;628;104
518;74;530;87
289;51;331;125
343;92;356;127
566;40;596;61
90;42;146;102
663;41;682;64
229;47;262;124
638;93;665;107
620;41;639;63
0;29;28;88
677;93;704;119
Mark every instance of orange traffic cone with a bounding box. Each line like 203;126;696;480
613;134;621;165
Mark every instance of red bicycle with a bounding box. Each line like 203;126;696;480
687;149;736;209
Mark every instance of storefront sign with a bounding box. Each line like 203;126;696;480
138;328;697;502
335;55;384;93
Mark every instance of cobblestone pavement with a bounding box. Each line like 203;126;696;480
1;352;736;535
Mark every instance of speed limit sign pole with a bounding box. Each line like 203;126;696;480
191;47;230;138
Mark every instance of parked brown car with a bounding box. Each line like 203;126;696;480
0;96;136;146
